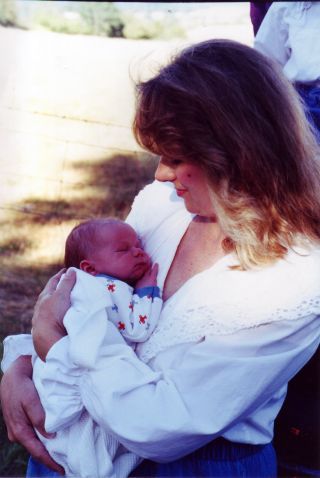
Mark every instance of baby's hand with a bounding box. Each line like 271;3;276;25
135;263;159;289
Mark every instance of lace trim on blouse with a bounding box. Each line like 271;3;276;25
137;275;320;363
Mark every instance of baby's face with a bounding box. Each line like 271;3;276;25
88;222;150;285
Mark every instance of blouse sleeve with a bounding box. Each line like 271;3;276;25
1;334;34;373
42;311;320;462
126;180;183;236
254;3;290;66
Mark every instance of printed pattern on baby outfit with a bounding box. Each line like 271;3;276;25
96;274;162;343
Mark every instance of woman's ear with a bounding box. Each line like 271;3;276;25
79;260;97;276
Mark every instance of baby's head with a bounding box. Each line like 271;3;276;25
64;218;150;285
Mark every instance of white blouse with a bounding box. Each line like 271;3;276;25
254;2;320;82
2;180;320;464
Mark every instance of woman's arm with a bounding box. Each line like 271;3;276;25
0;355;64;474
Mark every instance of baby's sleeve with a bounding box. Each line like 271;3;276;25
107;280;162;343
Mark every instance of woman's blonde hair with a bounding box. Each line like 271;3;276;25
133;39;320;269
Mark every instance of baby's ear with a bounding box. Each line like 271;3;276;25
80;260;97;276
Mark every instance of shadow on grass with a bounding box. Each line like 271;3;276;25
73;151;159;219
0;150;157;476
0;262;62;343
9;151;158;224
0;263;67;476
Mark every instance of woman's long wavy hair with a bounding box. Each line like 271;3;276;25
133;39;320;269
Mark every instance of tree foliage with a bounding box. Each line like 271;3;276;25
33;2;124;38
0;0;17;27
1;2;185;40
75;3;124;38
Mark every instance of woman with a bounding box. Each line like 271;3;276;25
1;39;320;478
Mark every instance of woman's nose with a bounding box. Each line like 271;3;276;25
155;161;176;182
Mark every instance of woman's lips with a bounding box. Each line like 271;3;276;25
176;188;187;197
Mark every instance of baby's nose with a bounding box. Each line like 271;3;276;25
132;247;144;257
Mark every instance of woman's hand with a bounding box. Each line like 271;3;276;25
0;355;65;474
32;268;76;361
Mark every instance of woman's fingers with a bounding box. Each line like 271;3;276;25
55;268;76;296
21;392;63;472
2;364;48;440
0;357;32;441
41;269;66;296
18;422;65;475
33;267;76;329
22;388;54;440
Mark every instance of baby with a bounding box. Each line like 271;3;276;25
32;218;163;478
63;217;161;344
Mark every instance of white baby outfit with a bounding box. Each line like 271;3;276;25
2;180;320;475
3;270;162;478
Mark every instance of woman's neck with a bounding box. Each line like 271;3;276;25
193;214;217;224
162;216;226;301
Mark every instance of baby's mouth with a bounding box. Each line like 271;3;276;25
134;260;149;272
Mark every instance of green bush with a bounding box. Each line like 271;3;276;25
32;2;124;37
25;2;184;40
0;0;17;27
77;2;124;37
31;3;86;34
123;12;185;40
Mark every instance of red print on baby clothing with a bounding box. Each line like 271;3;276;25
118;321;125;331
107;284;116;292
139;315;147;324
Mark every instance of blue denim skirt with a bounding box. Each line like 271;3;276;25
27;438;277;477
296;82;320;140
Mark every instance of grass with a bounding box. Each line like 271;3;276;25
0;151;157;476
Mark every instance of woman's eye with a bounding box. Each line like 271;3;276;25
170;160;182;166
161;157;183;167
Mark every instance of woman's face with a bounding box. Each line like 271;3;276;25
155;157;216;218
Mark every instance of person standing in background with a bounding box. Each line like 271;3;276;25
255;2;320;138
255;4;320;475
249;2;272;35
